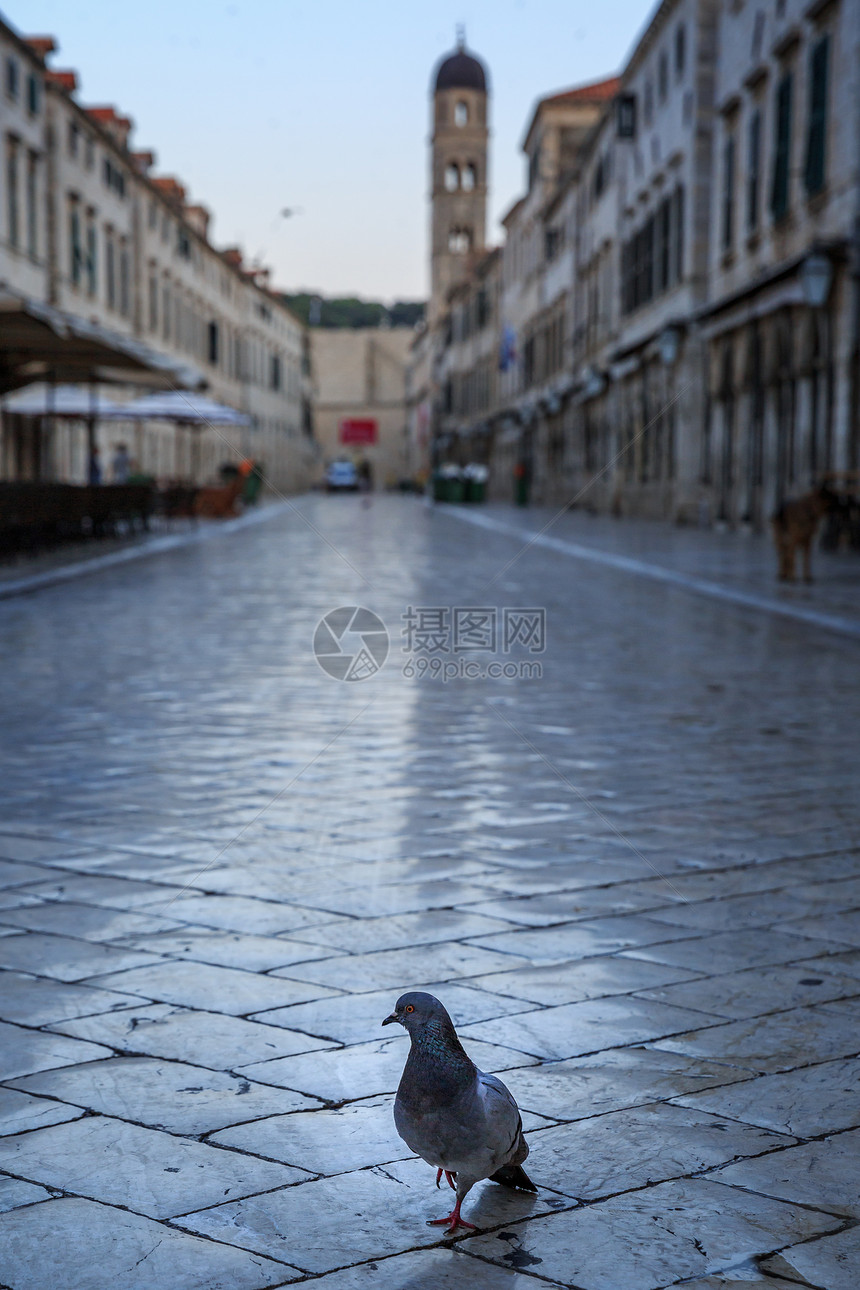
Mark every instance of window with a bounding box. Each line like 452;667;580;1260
86;218;97;296
454;100;468;126
6;57;18;100
617;94;637;138
657;196;672;290
177;228;191;259
7;141;19;249
675;24;686;78
462;162;477;191
162;282;171;340
528;147;540;189
673;184;685;281
644;80;654;125
148;201;157;230
67;121;79;158
148;271;158;330
722;133;736;251
26;73;39;115
658;51;669;103
119;242;130;316
105;230;116;309
771;71;793;220
804;34;829;196
444;162;459;191
68;203;82;285
448;227;471;253
207;320;219;365
25;151;37;258
84;136;94;170
747;109;761;231
270;354;281;390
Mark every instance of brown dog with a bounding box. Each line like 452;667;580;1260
193;475;245;519
772;483;838;582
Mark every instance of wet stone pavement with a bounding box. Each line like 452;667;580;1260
0;494;859;1290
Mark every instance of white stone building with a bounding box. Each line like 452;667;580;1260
0;19;315;491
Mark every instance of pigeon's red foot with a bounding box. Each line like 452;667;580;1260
435;1169;457;1191
427;1197;476;1233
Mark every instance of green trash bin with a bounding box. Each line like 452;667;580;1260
447;476;466;502
243;463;264;506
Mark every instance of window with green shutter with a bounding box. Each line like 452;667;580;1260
771;72;793;220
804;34;829;196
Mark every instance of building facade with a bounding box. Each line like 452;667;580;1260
0;18;316;491
311;327;414;488
414;0;860;528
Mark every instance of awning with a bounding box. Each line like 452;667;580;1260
0;383;125;417
0;289;206;395
114;390;250;426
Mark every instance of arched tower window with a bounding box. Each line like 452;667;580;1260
448;227;472;254
444;163;460;192
462;163;477;191
455;101;469;126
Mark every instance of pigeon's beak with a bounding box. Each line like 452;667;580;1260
382;1012;399;1027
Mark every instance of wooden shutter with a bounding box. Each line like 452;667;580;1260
771;73;793;220
804;35;829;195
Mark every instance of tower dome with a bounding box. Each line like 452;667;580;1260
434;47;487;93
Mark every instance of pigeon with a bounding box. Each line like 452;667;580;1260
383;990;536;1232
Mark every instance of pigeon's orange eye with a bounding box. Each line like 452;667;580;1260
404;1005;414;1013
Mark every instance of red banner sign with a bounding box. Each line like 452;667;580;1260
340;418;378;445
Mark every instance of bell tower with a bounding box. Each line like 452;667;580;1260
429;33;489;324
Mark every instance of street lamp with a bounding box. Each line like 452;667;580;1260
800;252;833;308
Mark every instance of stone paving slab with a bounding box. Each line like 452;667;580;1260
48;1002;336;1066
0;972;138;1026
621;928;851;974
11;1057;322;1134
11;874;186;908
463;1176;842;1290
501;1045;754;1120
0;1088;84;1136
0;900;183;941
465;915;702;963
0;933;160;982
290;910;520;955
634;961;860;1019
0;1019;112;1081
653;1000;860;1073
0;1114;308;1218
763;1225;860;1290
465;954;704;1008
0;1176;52;1213
253;984;531;1046
712;1128;860;1219
672;1057;860;1136
460;996;713;1061
0;1195;296;1288
112;927;337;971
146;893;339;936
87;960;341;1015
271;942;534;992
299;1247;566;1289
180;1157;558;1274
525;1101;794;1201
235;1034;537;1102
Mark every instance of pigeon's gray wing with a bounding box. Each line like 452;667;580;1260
476;1069;529;1169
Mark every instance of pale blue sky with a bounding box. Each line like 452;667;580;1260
8;0;655;300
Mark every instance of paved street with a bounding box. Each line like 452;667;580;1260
0;494;859;1290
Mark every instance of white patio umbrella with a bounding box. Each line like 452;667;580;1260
0;383;125;417
113;391;250;425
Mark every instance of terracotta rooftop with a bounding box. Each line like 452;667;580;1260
24;36;56;60
542;76;621;106
46;70;77;91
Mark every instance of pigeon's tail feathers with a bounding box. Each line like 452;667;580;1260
489;1163;537;1192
